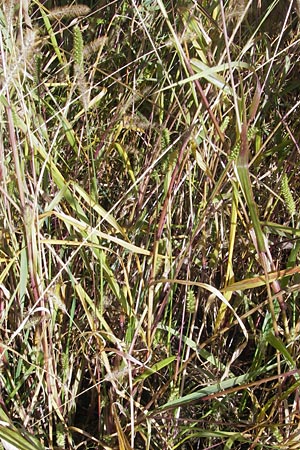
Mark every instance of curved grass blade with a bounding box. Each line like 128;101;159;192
0;408;44;450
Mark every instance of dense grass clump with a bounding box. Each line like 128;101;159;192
0;1;300;449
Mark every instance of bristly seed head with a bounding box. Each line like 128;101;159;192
281;173;296;217
48;4;91;20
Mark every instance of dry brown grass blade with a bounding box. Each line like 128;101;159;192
221;264;300;291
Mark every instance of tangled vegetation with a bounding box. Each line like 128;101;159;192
0;0;300;449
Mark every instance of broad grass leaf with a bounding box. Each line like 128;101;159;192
159;372;250;410
133;356;176;384
266;332;297;372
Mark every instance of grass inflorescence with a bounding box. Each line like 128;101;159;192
0;1;300;449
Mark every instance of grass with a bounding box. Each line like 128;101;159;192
0;0;300;449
